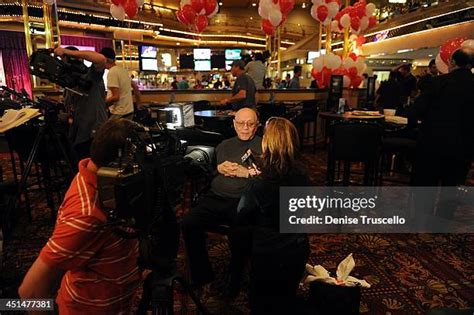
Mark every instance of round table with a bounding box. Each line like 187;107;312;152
319;111;385;121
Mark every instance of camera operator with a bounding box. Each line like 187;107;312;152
19;119;141;314
181;108;262;288
55;46;109;162
100;47;141;119
236;117;309;314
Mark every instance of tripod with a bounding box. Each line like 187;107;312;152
10;116;75;221
137;270;211;315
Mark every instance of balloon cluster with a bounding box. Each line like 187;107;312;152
110;0;144;21
258;0;295;36
176;0;219;33
331;1;376;34
311;52;367;88
310;0;341;26
435;37;473;74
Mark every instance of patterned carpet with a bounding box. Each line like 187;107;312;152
1;149;473;315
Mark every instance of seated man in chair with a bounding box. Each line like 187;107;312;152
181;108;261;289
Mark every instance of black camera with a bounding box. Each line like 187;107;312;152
29;49;92;91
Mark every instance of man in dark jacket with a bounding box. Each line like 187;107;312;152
409;47;474;187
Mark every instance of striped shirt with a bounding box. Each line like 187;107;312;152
39;158;141;314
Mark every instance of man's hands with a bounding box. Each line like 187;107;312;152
218;161;260;178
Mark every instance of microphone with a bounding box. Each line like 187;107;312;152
241;148;255;167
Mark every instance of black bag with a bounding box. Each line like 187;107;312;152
308;281;361;315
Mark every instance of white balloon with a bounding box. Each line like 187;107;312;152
137;0;145;6
360;16;369;31
366;3;376;16
180;0;191;8
340;14;350;28
461;39;474;49
435;53;448;74
356;60;367;74
110;4;126;21
349;34;357;41
208;3;219;17
312;0;323;5
313;56;325;72
331;20;340;32
326;53;341;69
310;5;318;20
327;2;339;19
322;17;331;26
259;2;272;19
343;75;351;88
343;57;355;69
268;7;282;26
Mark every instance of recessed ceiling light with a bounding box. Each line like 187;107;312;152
176;42;180;46
302;3;306;8
219;2;223;5
250;17;253;20
428;54;433;57
252;2;257;6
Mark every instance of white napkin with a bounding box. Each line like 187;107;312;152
305;253;371;288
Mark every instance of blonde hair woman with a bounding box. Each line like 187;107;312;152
235;117;309;315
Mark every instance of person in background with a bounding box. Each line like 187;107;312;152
395;63;417;106
310;78;319;89
373;74;380;91
220;60;257;110
278;75;290;89
245;52;266;90
235;117;309;314
101;47;141;120
361;73;369;88
19;119;141;315
417;59;438;92
55;46;108;162
178;76;189;90
375;71;402;111
288;65;302;89
171;76;178;90
224;75;232;88
263;77;272;89
194;79;204;90
213;78;223;89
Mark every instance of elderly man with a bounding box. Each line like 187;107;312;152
181;108;261;287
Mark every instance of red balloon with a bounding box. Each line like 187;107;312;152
203;0;217;16
262;19;275;36
176;10;188;24
111;0;123;5
351;75;363;88
124;0;138;18
272;0;279;3
191;0;204;13
279;0;295;15
181;5;197;24
311;68;319;80
348;66;358;78
368;15;377;28
440;37;466;64
321;67;332;87
356;35;366;47
350;16;360;31
317;5;328;23
349;52;358;61
354;2;366;19
349;7;358;18
195;14;208;33
279;14;288;27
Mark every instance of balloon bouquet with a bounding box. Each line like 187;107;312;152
110;0;144;20
176;0;219;33
258;0;296;36
435;37;474;74
310;0;378;88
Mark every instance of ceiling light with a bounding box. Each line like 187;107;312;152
252;3;257;6
219;2;223;5
302;3;306;8
428;54;433;57
176;42;180;46
250;17;253;20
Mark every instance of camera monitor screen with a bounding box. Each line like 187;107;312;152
225;49;242;60
179;54;194;69
140;58;158;71
194;60;211;71
193;48;211;60
140;46;158;58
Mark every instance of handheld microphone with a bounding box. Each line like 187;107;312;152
241;148;255;167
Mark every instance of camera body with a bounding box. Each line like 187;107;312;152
29;49;92;91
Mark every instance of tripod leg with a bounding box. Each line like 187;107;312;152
49;126;76;175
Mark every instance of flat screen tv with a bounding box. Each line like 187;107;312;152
193;48;211;60
140;58;158;71
307;51;320;64
179;54;194;69
225;49;242;60
194;60;211;71
140;46;158;58
211;55;226;69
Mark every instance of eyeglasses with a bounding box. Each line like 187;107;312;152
234;120;258;128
